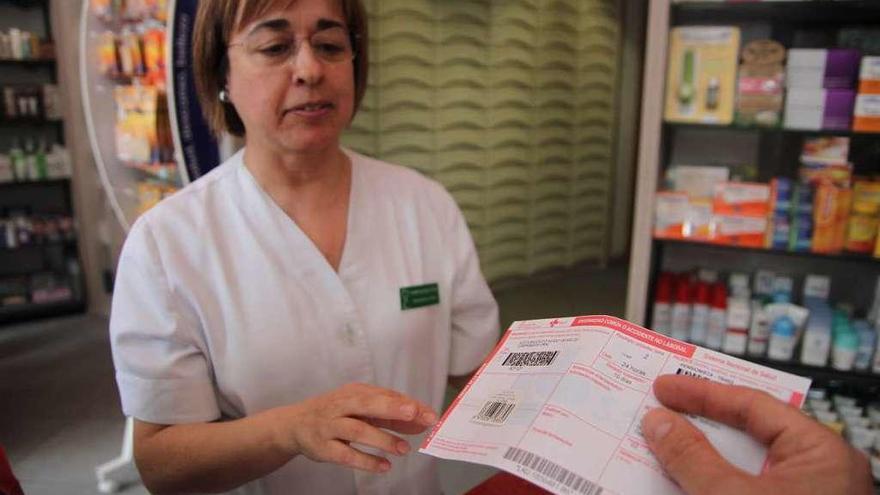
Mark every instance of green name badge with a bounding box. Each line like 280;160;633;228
400;283;440;310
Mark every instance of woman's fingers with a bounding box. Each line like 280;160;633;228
334;417;411;456
322;440;391;473
366;417;432;435
333;383;438;426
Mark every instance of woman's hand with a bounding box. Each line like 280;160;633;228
273;382;438;473
641;375;873;495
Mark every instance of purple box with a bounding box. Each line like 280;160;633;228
788;49;862;89
785;88;856;131
823;89;857;130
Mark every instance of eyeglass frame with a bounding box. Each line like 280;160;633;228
227;26;361;66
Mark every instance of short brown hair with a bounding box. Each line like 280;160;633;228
192;0;369;137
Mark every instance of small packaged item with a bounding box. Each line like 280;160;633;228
711;214;768;248
736;40;786;127
784;88;857;131
654;192;689;239
713;182;771;216
665;26;741;125
787;48;862;89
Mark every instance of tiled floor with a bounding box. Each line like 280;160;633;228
0;263;627;495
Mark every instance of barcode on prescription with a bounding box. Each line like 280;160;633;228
473;400;516;424
502;351;559;367
503;447;603;495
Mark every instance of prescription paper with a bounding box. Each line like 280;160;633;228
420;315;811;495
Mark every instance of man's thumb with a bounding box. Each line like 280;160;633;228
642;407;744;494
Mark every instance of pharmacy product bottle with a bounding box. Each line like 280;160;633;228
747;300;770;356
670;276;692;342
651;273;673;335
9;139;26;181
723;297;751;355
689;280;710;345
854;320;876;371
768;315;796;361
706;282;728;350
800;308;832;367
832;328;859;372
872;327;880;374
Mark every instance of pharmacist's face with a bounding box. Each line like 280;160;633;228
226;0;355;154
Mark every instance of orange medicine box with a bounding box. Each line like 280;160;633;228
858;57;880;94
812;184;851;254
713;182;772;216
711;214;769;247
654;192;689;239
854;94;880;133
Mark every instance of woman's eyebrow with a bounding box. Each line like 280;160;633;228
247;17;344;36
247;18;291;36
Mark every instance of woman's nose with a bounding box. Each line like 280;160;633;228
291;42;324;86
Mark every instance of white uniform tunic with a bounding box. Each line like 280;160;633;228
109;149;499;495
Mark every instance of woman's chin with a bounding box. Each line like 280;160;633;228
277;134;339;154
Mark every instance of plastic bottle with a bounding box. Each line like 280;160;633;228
8;28;21;60
768;315;797;361
800;305;832;367
670;276;692;342
651;272;673;336
853;320;876;372
34;140;47;180
872;327;880;374
24;139;38;181
747;300;770;357
689;280;710;345
832;326;859;372
706;282;728;350
9;139;26;181
723;296;751;355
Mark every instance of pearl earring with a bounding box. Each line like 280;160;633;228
219;89;230;102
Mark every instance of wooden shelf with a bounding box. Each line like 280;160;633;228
672;1;880;25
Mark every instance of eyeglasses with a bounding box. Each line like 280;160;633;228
228;26;357;67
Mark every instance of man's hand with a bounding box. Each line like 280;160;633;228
641;375;873;495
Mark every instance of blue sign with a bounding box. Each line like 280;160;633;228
171;0;219;180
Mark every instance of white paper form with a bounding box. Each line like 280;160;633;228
420;315;811;495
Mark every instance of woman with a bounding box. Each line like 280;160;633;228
108;0;499;493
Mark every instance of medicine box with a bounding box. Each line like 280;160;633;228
784;88;856;131
787;48;861;89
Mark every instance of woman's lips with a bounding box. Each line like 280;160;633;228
286;102;334;119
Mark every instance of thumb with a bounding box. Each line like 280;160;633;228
642;408;747;495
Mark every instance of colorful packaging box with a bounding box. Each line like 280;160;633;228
812;184;852;254
665;26;740;125
736;40;786;127
670;165;730;199
784;88;857;131
853;94;880;133
787;48;862;89
713;182;771;216
654;192;689;239
712;214;769;248
846;181;880;253
858;56;880;94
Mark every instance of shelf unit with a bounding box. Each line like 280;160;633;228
627;1;880;386
0;0;85;324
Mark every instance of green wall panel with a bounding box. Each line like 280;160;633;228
341;0;619;282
